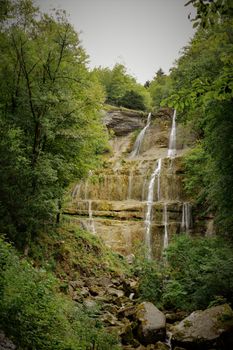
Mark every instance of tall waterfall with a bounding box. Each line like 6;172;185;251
88;200;96;234
130;112;151;157
168;109;177;158
181;202;192;233
163;203;169;249
145;158;162;259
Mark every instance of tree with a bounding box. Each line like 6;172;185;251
161;12;233;234
0;0;107;247
119;90;146;111
185;0;233;28
93;63;152;110
148;70;172;111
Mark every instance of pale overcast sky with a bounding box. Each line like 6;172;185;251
36;0;196;84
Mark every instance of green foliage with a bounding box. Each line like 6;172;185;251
161;14;233;234
0;0;108;246
93;63;152;111
134;236;233;312
185;0;233;29
0;237;120;349
136;260;163;305
148;69;173;111
29;223;130;279
132;245;164;306
203;100;233;231
164;235;233;311
119;90;146;111
183;142;209;207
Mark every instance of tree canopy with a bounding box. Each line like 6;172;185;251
93;63;152;111
0;0;108;246
158;4;233;235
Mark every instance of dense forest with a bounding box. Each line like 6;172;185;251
0;0;233;349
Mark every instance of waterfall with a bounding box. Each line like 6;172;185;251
181;202;192;233
145;158;162;259
130;112;151;157
168;109;176;158
163;203;169;249
71;184;80;199
88;200;96;234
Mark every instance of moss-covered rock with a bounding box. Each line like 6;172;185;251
171;304;233;349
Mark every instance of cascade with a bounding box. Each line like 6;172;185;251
67;108;196;259
181;202;192;233
145;158;162;259
130;112;151;157
163;203;169;249
88;200;96;234
168;109;176;158
71;184;80;199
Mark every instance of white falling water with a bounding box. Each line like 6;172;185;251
165;331;172;350
145;158;162;259
88;200;96;234
181;202;192;233
130;112;151;158
163;203;169;249
71;184;80;199
168;109;177;158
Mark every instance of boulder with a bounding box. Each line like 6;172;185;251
0;331;16;350
103;110;146;136
134;302;166;345
171;304;233;349
154;341;170;350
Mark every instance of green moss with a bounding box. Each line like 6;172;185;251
29;222;130;280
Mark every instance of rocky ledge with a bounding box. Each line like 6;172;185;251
103;109;147;136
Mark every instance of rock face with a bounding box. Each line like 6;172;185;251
0;331;16;350
171;304;233;349
134;302;166;345
103;109;146;136
65;108;211;258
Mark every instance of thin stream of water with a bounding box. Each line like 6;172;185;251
145;158;162;259
168;109;176;158
130;112;151;157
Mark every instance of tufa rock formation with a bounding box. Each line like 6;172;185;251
66;108;212;259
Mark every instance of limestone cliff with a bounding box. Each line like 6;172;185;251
65;108;209;258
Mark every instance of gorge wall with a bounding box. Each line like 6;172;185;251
65;108;211;259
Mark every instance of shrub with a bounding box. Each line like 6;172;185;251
119;90;147;111
163;235;233;310
132;246;164;306
134;235;233;312
0;237;120;349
